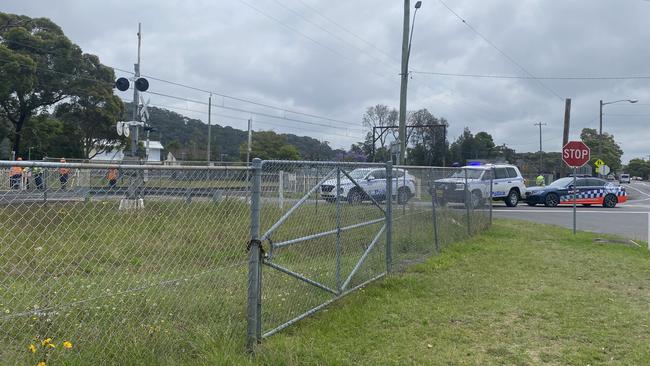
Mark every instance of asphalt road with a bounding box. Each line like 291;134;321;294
492;181;650;243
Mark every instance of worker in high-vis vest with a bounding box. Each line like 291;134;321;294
107;168;118;188
59;158;70;190
9;157;23;189
535;173;546;186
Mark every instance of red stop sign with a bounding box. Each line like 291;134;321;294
562;141;590;168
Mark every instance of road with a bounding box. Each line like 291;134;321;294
492;181;650;242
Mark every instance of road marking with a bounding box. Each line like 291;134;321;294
493;209;649;214
624;184;650;197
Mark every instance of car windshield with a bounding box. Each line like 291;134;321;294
347;169;372;179
449;169;483;179
548;177;574;188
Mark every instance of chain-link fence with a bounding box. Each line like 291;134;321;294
0;160;252;365
1;159;492;363
245;161;493;348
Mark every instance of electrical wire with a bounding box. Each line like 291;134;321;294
295;0;400;64
411;70;650;80
236;0;396;83
270;0;397;71
437;0;564;101
142;90;366;133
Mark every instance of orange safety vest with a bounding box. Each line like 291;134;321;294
107;169;118;180
59;167;70;175
9;166;22;176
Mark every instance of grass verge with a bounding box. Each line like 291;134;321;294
243;219;650;366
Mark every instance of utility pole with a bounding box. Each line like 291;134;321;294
207;93;212;163
246;118;253;164
397;0;410;165
561;98;571;177
534;122;547;173
599;99;603;161
131;23;142;157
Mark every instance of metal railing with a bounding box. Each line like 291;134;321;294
0;159;492;363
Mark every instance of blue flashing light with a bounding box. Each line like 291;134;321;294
467;161;482;166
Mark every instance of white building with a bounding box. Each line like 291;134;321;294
90;140;164;162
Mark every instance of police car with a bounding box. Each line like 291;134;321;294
525;177;627;207
432;164;526;208
320;168;416;204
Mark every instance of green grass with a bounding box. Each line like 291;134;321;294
1;197;471;365
245;220;650;366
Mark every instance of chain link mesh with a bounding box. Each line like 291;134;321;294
1;160;493;362
0;161;251;365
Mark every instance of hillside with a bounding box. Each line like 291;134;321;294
127;103;338;162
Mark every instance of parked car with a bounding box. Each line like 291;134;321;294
525;177;627;208
619;173;631;184
432;164;526;208
320;168;416;204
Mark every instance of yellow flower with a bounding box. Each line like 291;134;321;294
28;344;36;353
63;341;73;349
41;338;52;347
37;362;46;366
48;343;56;348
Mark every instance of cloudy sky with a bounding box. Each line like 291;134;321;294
5;0;650;161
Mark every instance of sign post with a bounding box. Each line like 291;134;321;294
562;141;591;235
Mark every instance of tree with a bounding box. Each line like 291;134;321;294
626;158;650;179
362;104;398;151
240;131;300;161
408;109;448;166
0;13;90;155
580;128;623;172
55;54;124;158
20;114;83;159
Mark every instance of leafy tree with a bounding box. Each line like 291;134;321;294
408;109;448;166
580;128;623;172
20;114;83;159
0;13;93;155
55;54;124;158
626;158;650;179
240;131;300;161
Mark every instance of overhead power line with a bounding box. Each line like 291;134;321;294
236;0;395;83
270;0;397;70
411;70;650;80
437;0;564;100
143;90;366;133
119;98;359;140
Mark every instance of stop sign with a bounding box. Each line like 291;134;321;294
562;141;590;168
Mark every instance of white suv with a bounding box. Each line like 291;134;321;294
320;168;416;204
432;164;526;208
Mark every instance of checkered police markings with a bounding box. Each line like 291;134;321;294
493;209;648;214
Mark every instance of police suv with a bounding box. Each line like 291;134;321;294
320;168;416;204
432;164;526;208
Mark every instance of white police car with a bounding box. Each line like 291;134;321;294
320;168;416;204
433;164;526;208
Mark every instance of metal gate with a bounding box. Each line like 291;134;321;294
246;160;392;348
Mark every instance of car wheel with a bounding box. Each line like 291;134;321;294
504;189;519;207
347;189;363;204
526;202;536;207
544;193;559;207
397;187;410;205
603;194;618;208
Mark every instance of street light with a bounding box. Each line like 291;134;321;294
397;0;423;165
598;98;638;164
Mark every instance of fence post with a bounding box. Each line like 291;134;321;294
278;170;284;209
335;167;342;292
431;168;440;254
465;168;471;236
247;158;262;352
489;167;494;226
385;161;393;273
